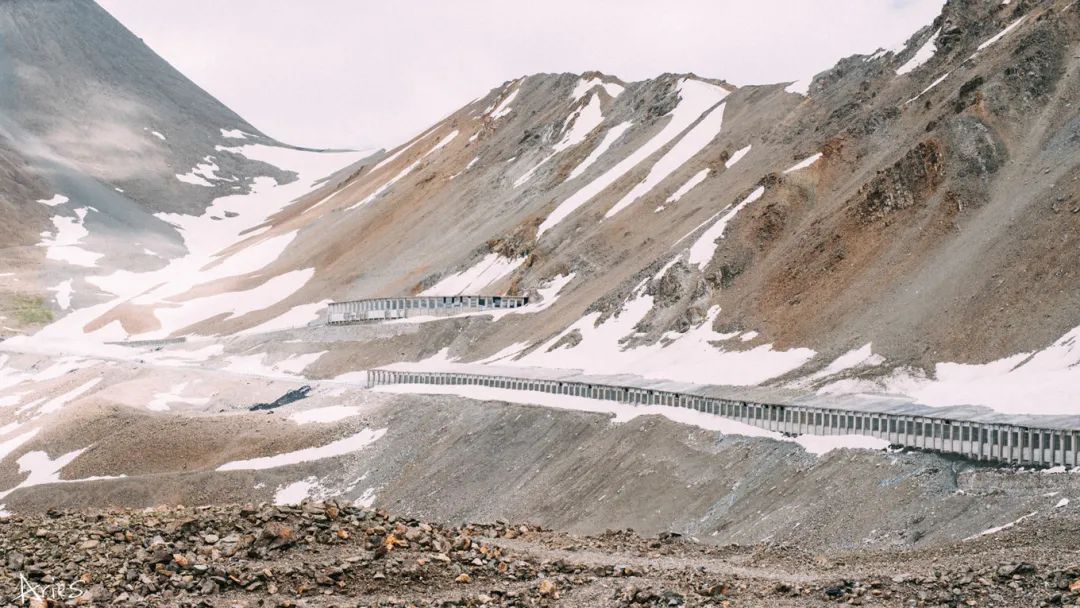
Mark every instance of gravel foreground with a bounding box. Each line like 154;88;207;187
2;503;1080;607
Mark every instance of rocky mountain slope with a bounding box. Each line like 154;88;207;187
9;0;1078;415
80;0;1073;416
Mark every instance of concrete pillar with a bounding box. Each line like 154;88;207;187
1042;431;1051;466
997;427;1006;463
1067;429;1075;468
1023;428;1031;465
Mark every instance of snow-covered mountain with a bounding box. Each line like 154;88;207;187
9;0;1080;413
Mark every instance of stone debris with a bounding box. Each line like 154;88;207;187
1;502;1079;607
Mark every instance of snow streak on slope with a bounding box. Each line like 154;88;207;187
687;186;765;267
665;169;710;205
605;100;727;218
975;16;1027;54
515;93;605;187
288;405;364;424
346;130;458;211
792;344;885;389
510;290;815;386
908;72;952;103
151;269;316;336
420;253;525;296
566;121;632;181
725;145;752;168
399;273;575;325
896;28;940;75
784;153;822;173
216;427;387;471
538;79;729;235
222;351;325;380
488;87;520;120
370;125;441;173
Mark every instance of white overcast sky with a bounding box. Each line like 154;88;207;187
99;0;943;151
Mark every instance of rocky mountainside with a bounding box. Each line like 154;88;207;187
79;0;1071;415
8;0;1078;414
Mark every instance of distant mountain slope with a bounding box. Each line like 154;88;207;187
0;0;372;335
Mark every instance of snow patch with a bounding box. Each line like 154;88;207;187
725;145;752;168
489;87;520;120
783;153;822;174
50;280;73;310
217;427;387;471
37;195;69;207
355;486;377;508
975;16;1027;53
221;350;325;380
36;377;102;416
0;448;124;501
0;429;39;463
150;268;316;338
176;156;228;187
273;478;317;504
572;76;624;101
785;77;813;96
801;344;885;386
687;186;765;267
420;253;525;296
795;434;890;456
237;300;329;336
289;405;364;424
965;511;1038;540
39;208;102;268
896;29;940;75
508;294;815;387
864;324;1080;415
665;169;710;205
147;381;210;412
